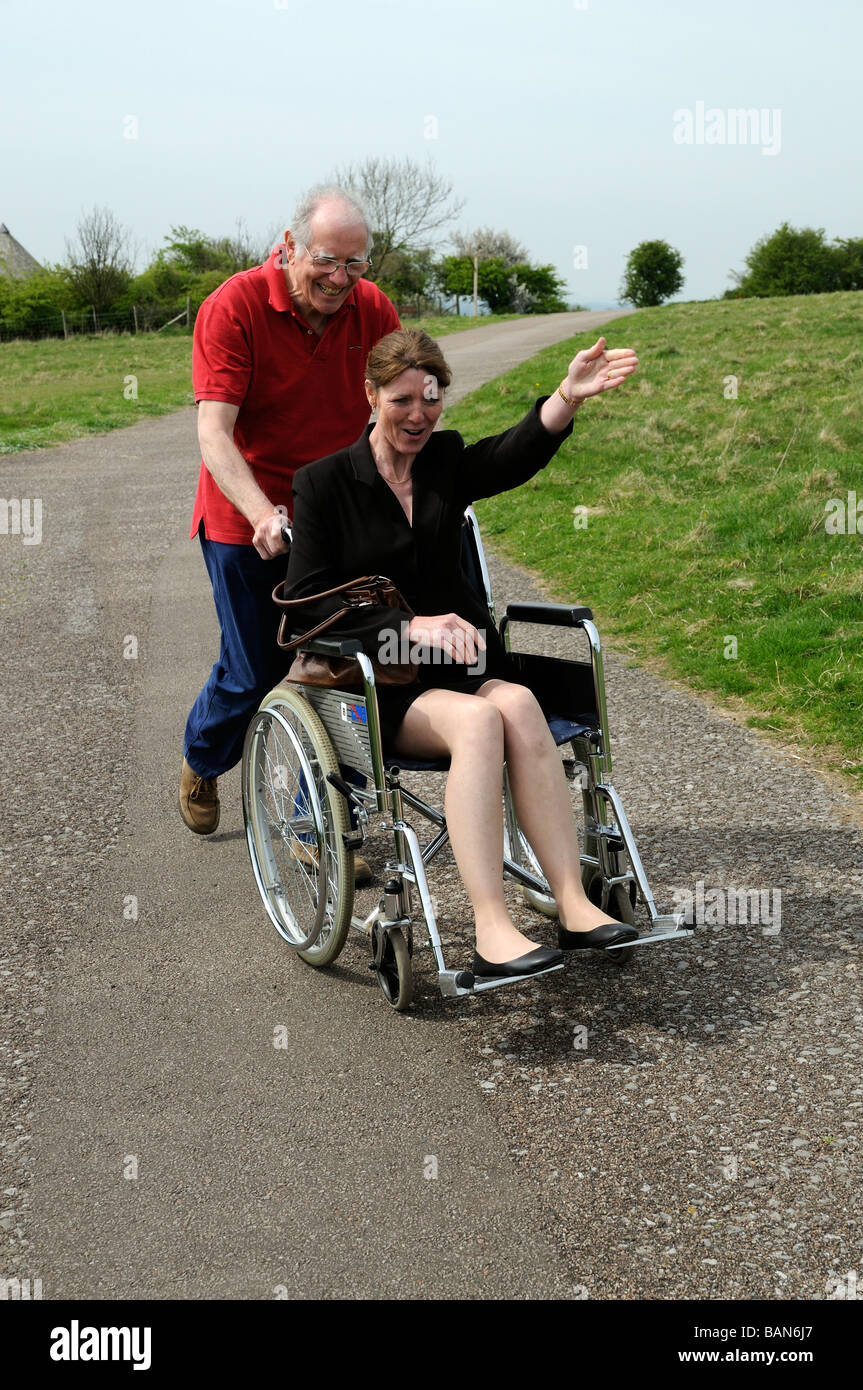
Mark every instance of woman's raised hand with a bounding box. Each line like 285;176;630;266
407;613;486;667
563;336;639;401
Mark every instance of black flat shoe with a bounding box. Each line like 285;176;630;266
557;921;638;951
472;945;564;979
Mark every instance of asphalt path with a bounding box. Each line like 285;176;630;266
2;308;861;1302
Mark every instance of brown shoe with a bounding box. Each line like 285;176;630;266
179;757;220;835
290;841;372;883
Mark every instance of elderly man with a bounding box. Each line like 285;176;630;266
181;185;400;870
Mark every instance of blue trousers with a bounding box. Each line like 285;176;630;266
184;532;289;779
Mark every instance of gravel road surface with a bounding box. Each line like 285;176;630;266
1;310;860;1301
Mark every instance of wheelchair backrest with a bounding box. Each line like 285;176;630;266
459;507;497;621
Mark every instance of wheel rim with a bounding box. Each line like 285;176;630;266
244;706;341;952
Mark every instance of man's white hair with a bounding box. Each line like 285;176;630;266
291;185;371;257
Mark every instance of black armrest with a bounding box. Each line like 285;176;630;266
504;602;593;627
287;635;364;657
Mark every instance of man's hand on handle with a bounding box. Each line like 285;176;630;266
252;513;291;559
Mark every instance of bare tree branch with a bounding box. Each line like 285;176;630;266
64;206;134;317
452;225;528;267
331;156;464;276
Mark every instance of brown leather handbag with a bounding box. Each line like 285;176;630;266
272;575;418;689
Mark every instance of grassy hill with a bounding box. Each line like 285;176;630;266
442;292;863;786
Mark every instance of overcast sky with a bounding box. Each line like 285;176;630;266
3;0;861;307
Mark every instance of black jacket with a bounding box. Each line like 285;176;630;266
283;398;573;672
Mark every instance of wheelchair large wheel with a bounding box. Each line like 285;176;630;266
581;869;636;966
243;684;355;968
504;822;558;918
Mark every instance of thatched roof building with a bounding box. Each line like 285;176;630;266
0;223;44;279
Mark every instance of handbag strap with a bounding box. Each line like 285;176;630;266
272;575;405;653
277;605;353;652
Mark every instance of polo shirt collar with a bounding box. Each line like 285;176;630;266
265;244;358;322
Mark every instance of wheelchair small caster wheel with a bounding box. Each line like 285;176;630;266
371;921;414;1011
581;872;637;966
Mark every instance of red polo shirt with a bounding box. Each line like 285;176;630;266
190;246;400;543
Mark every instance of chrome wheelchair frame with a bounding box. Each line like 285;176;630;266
241;508;692;1010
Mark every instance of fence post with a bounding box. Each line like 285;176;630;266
61;309;69;340
132;304;139;334
92;306;98;333
186;295;191;328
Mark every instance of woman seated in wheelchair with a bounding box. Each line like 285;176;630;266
285;328;639;980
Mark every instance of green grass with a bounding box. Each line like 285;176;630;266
0;331;196;454
0;314;524;454
441;292;863;786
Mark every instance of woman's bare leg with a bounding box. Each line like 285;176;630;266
477;680;621;933
391;689;548;963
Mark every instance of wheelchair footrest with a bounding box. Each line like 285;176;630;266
605;916;694;949
437;961;565;998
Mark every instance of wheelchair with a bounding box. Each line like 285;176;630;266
241;508;692;1011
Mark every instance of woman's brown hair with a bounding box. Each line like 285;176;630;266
365;328;452;393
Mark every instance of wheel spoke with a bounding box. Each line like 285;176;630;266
242;690;355;964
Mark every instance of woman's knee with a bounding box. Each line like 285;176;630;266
451;694;504;751
489;681;544;726
491;682;555;752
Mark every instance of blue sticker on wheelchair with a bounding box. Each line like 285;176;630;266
340;701;368;725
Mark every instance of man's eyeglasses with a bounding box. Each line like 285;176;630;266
301;245;372;277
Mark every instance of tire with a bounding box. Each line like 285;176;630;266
371;921;414;1011
581;869;636;966
242;684;355;968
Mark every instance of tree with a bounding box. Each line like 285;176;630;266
510;263;567;313
332;156;464;277
731;223;841;297
833;237;863;291
159;220;264;279
438;254;473;313
452;226;528;266
64;206;134;317
375;246;438;314
0;266;74;337
620;240;685;308
476;257;515;312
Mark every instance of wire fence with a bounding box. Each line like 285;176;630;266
0;298;196;343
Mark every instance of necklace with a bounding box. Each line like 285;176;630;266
371;443;412;487
378;467;412;487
